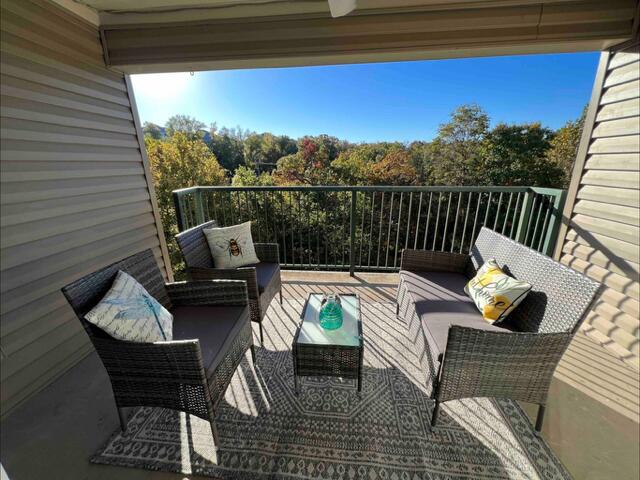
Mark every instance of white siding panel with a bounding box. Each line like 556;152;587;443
559;40;640;369
0;0;170;417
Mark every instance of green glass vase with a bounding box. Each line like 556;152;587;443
319;293;343;330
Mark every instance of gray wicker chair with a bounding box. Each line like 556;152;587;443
176;220;282;344
61;249;254;446
396;227;600;432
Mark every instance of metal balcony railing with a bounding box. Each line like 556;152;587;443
173;186;566;274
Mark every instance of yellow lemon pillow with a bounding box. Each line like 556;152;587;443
464;259;532;323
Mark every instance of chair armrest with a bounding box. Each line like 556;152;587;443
255;243;280;263
400;249;468;273
187;267;259;299
93;338;212;410
166;280;248;306
437;326;572;405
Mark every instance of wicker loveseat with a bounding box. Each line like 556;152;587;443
176;220;282;344
396;227;600;432
61;249;254;446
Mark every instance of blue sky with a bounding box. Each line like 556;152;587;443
131;52;599;143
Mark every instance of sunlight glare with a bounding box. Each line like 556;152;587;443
131;72;192;100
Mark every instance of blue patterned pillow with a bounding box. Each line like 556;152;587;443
85;270;173;342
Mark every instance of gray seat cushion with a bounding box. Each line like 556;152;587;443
171;305;250;376
247;262;279;294
400;270;509;360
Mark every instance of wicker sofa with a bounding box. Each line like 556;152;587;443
396;227;600;432
176;220;282;344
61;249;254;446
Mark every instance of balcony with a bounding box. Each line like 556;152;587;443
173;185;567;273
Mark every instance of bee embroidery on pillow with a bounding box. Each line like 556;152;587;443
217;236;248;259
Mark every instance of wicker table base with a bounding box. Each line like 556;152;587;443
292;293;363;393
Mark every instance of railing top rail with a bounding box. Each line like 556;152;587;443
175;185;541;194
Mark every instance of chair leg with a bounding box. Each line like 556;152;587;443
535;405;546;432
259;322;264;344
430;400;440;428
118;407;127;432
210;420;220;447
279;288;283;305
250;344;256;364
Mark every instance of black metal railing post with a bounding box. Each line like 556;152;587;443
173;191;185;232
349;190;357;276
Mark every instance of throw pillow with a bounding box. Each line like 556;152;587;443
464;259;532;323
85;270;173;342
203;221;260;268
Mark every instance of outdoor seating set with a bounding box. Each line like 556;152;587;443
61;221;599;450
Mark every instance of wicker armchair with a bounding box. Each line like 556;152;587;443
176;220;282;344
397;227;600;432
61;249;254;446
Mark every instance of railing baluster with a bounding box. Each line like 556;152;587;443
539;197;552;252
460;192;472;253
502;192;513;234
432;193;442;251
470;192;483;246
510;192;522;239
404;192;414;256
483;192;492;228
441;192;452;251
385;192;395;268
367;192;376;268
393;193;404;268
451;192;462;252
349;190;357;275
423;192;433;249
531;195;544;248
493;192;504;231
376;192;385;269
414;192;423;249
358;191;367;269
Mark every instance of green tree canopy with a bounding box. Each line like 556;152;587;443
421;104;490;185
146;132;227;273
481;123;561;186
545;107;586;187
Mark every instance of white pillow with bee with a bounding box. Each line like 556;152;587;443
203;221;260;268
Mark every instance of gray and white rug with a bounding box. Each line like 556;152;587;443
92;296;571;480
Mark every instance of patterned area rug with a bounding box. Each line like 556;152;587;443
92;292;571;480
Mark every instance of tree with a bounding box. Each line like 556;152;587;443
208;125;247;173
331;143;407;185
165;114;206;139
232;166;274;186
143;121;164;139
242;132;298;171
481;123;561;187
146;133;227;275
421;104;489;185
545;107;586;187
369;150;418;185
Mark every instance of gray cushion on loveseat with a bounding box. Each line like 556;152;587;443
172;305;250;375
399;270;509;360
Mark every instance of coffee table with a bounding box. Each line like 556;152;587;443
292;293;363;393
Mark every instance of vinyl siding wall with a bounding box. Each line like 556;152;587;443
0;0;171;417
558;40;639;369
542;38;639;480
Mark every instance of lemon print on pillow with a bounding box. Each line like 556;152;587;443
465;259;532;324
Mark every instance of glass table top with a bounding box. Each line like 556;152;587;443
296;294;361;347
